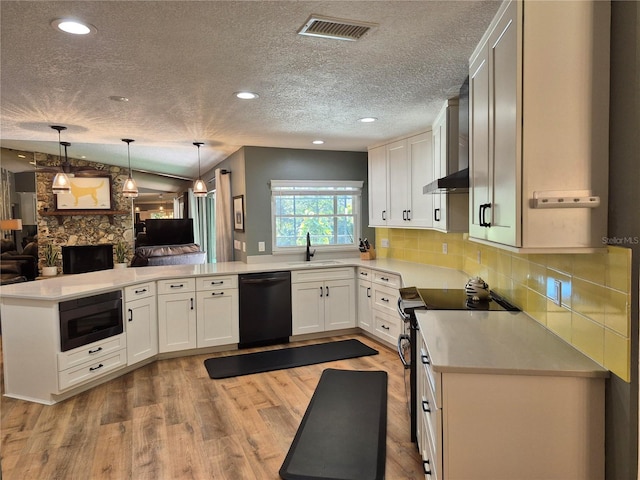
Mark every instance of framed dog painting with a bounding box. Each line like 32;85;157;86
55;176;112;210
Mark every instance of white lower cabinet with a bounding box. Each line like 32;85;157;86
357;267;373;333
57;334;127;391
291;268;356;335
369;271;401;346
157;278;197;353
196;275;239;347
124;282;158;365
417;328;605;480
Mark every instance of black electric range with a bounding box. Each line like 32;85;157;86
397;287;519;443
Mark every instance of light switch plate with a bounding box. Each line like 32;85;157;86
380;238;389;248
258;241;265;252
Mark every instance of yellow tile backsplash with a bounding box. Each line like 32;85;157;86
375;228;632;381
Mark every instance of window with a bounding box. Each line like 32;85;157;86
271;180;363;252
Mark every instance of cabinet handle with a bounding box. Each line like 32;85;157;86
423;460;432;475
89;364;104;372
367;287;371;298
381;297;389;303
170;284;184;289
480;203;492;227
210;280;224;285
134;288;147;294
422;399;431;413
211;291;224;296
190;298;194;310
88;347;103;354
128;308;133;322
320;287;323;298
434;208;441;222
325;286;329;297
360;271;368;277
381;324;390;330
407;209;411;221
380;277;389;282
402;209;407;221
382;210;386;221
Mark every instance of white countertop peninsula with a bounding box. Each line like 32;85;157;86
0;258;469;302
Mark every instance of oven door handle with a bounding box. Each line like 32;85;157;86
397;297;410;321
397;333;411;369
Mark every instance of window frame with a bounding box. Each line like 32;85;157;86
270;180;363;255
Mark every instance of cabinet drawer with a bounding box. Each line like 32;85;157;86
157;278;196;294
196;275;238;291
420;362;442;476
372;284;398;315
124;282;156;301
357;267;372;281
419;334;442;407
372;271;401;288
58;334;127;371
291;267;354;283
58;349;127;391
372;310;400;345
420;412;440;480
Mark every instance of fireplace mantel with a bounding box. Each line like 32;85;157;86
39;210;130;225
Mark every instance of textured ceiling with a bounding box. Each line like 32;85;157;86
0;0;500;185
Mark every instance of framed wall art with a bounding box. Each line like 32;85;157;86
55;176;112;210
233;195;244;231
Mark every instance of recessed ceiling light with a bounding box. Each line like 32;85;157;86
312;140;325;145
51;18;96;35
358;117;377;123
235;91;259;100
109;95;129;102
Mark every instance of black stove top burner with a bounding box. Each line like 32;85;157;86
399;287;519;312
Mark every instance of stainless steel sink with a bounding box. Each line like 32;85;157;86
287;260;343;267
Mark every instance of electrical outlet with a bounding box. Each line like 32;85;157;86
258;241;265;252
442;243;448;254
477;250;481;264
234;240;240;250
242;242;246;252
553;280;562;306
380;238;389;248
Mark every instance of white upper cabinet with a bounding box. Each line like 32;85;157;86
368;131;434;229
469;0;610;252
368;145;388;226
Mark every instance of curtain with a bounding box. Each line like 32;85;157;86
187;188;203;247
215;168;232;262
206;194;216;262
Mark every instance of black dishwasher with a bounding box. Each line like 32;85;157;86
238;271;292;348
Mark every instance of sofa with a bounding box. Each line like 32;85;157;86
1;239;38;284
130;243;206;267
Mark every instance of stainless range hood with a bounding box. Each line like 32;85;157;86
422;167;469;193
423;76;469;194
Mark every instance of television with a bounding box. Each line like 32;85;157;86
144;218;194;246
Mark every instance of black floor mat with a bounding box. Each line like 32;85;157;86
204;339;378;379
279;368;388;480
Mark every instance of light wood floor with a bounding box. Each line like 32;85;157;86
1;333;423;479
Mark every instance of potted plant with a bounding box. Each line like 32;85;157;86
113;241;128;268
42;243;58;276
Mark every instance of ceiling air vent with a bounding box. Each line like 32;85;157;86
297;15;377;41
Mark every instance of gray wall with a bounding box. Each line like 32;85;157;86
239;146;372;258
607;2;639;478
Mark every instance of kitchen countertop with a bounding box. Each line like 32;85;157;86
0;258;469;302
416;309;609;378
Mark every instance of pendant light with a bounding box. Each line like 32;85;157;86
121;138;138;198
51;125;71;194
192;142;207;197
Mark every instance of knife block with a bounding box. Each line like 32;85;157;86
360;248;376;260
